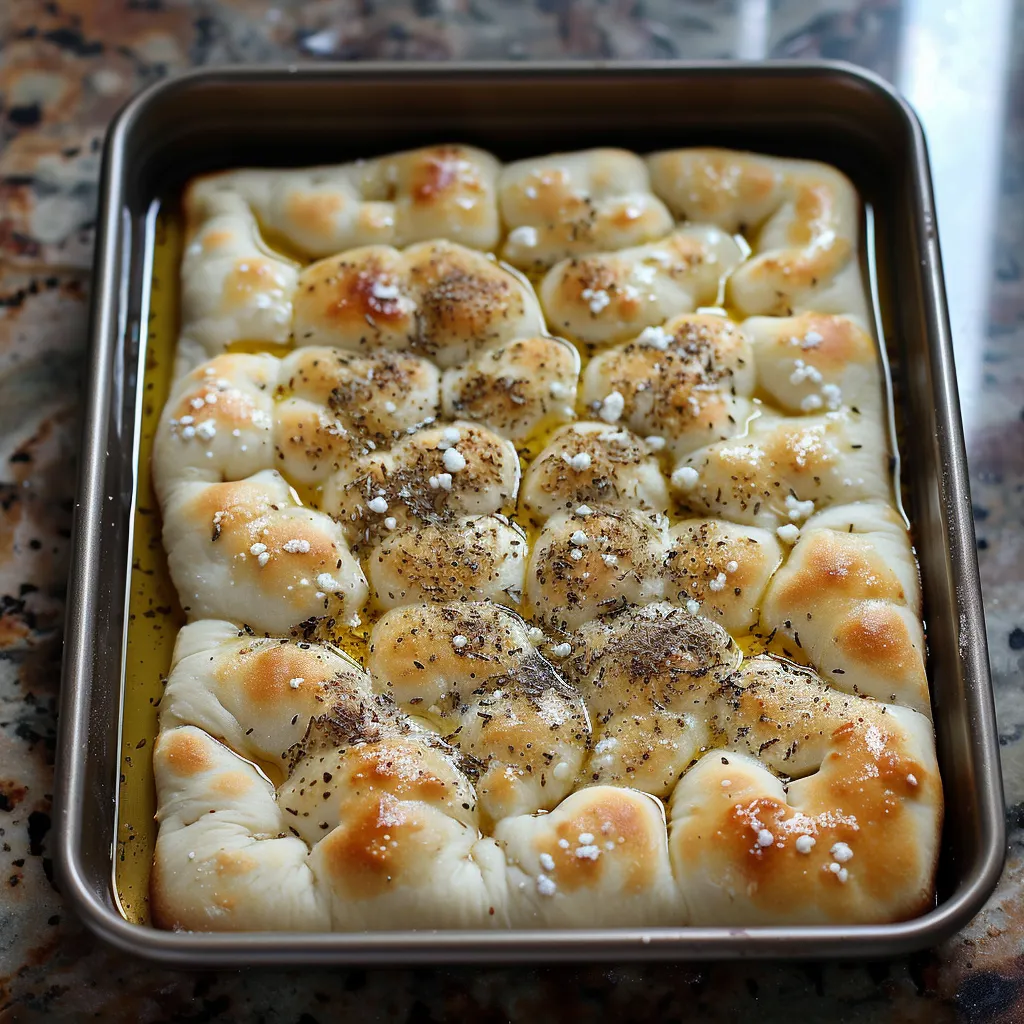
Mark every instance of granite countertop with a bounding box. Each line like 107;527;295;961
1;1;1022;1020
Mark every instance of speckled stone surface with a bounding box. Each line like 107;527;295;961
1;1;1023;1020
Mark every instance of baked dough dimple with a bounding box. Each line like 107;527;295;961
497;785;682;927
520;422;669;521
441;335;579;444
368;602;591;825
153;352;278;503
526;509;671;631
581;313;756;459
187;146;501;259
744;312;881;416
665;520;783;633
540;227;744;347
274;347;440;486
562;603;740;797
646;148;864;320
668;656;941;925
498;149;674;270
295;737;512;929
672;409;890;529
760;502;929;715
322;420;521;543
367;514;528;612
162;469;367;633
293;240;544;368
151;725;330;932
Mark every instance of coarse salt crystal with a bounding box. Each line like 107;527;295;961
776;523;801;544
528;626;545;644
539;852;555;872
371;281;400;301
721;778;731;787
190;396;206;410
830;842;853;863
907;773;918;787
708;572;727;592
367;496;389;514
452;634;468;649
550;381;569;399
316;572;341;593
282;539;311;554
725;560;739;574
685;599;701;614
581;287;611;315
569;530;588;546
383;516;397;530
756;829;774;847
672;466;700;490
601;553;619;567
288;677;304;689
384;400;397;414
562;451;592;472
785;495;815;521
578;832;594;845
188;851;196;860
803;330;823;347
821;383;843;410
196;419;217;441
645;435;666;451
598;391;625;423
575;504;594;516
257;551;270;567
549;642;572;658
436;473;453;490
594;737;618;754
795;835;816;854
250;543;267;556
575;845;600;860
800;393;824;412
569;548;584;561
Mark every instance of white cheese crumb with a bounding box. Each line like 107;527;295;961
383;516;397;530
598;391;625;423
830;842;854;863
536;874;557;897
316;572;342;593
672;466;699;490
539;852;555;872
638;325;671;350
508;225;538;248
581;287;611;315
562;451;592;472
708;572;727;593
785;495;816;521
725;560;739;574
288;677;304;689
442;447;467;473
549;642;572;658
756;829;774;847
685;599;701;615
795;835;816;854
452;634;468;649
575;845;601;861
367;496;389;514
282;539;311;554
644;435;666;451
249;543;267;556
907;773;918;787
821;383;843;410
575;504;594;516
776;523;801;544
569;530;588;546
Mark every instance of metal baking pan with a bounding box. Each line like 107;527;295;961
55;61;1004;966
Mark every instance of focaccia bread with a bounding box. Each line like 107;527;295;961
149;146;941;933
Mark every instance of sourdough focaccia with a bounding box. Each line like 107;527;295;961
150;146;941;932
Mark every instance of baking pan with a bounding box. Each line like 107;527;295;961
55;61;1005;965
